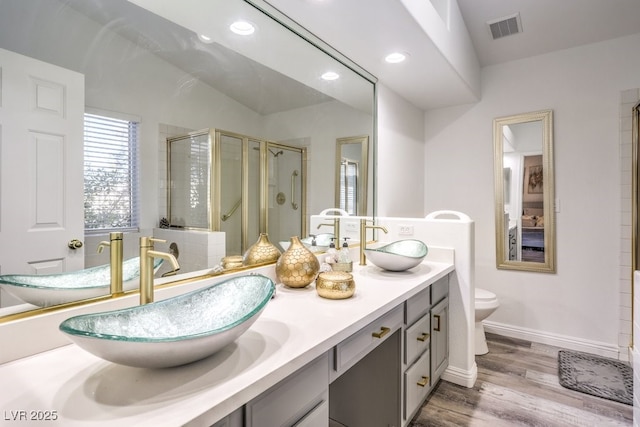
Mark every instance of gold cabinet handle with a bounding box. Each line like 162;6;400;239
417;376;429;387
372;326;390;339
417;332;430;342
433;314;441;332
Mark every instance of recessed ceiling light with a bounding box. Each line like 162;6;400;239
198;34;213;43
230;20;255;35
321;71;340;81
385;52;408;64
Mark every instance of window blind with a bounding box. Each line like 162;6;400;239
340;159;358;215
84;113;139;232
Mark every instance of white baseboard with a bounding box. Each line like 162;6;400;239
441;362;477;388
483;321;621;360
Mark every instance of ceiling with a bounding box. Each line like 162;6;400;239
6;0;639;115
266;0;640;111
457;0;640;67
63;0;335;115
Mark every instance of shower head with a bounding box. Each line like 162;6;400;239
252;148;284;157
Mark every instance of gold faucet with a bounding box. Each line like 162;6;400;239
317;218;340;243
359;219;388;266
139;237;180;305
97;232;124;295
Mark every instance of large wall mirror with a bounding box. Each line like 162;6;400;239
0;0;376;321
493;110;556;273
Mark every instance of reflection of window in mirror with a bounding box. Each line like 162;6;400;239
335;135;369;216
84;111;140;232
339;159;359;215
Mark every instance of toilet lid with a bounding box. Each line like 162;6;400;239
475;288;497;301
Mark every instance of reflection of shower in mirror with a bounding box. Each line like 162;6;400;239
167;129;307;254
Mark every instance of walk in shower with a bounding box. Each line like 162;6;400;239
167;128;306;255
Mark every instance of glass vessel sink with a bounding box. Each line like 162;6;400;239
279;233;334;253
0;257;162;307
59;274;276;368
364;239;428;272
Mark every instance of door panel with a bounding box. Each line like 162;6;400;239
0;48;84;287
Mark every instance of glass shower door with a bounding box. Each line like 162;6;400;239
267;143;306;250
218;132;243;255
246;139;262;251
167;130;212;229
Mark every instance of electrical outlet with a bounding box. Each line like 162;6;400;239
344;221;358;232
399;225;414;236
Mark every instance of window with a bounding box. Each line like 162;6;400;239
339;158;358;215
83;111;140;232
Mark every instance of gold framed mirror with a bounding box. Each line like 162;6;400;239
335;135;369;216
493;110;556;273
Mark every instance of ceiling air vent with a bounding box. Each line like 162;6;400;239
487;13;522;40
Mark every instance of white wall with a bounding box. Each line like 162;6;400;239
422;33;640;358
377;84;426;217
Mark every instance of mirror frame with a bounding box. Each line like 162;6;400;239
493;109;556;273
335;135;369;216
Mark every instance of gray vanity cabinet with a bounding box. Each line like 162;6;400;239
244;353;329;427
403;275;449;426
430;296;449;382
219;275;450;427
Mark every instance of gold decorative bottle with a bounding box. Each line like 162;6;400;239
243;233;282;266
276;236;320;288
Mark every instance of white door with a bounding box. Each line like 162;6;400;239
0;48;85;280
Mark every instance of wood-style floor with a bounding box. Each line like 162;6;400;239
409;333;633;427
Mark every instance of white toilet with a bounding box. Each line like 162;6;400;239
475;288;500;355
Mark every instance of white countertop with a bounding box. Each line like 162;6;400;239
0;259;454;427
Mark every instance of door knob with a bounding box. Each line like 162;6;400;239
68;239;84;249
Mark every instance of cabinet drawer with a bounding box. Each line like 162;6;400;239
406;286;430;325
334;304;403;373
211;408;242;427
294;400;328;427
245;352;328;427
405;312;430;366
431;276;448;305
404;349;431;420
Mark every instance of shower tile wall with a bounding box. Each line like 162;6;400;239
153;228;225;275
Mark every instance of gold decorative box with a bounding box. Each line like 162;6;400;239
316;271;355;300
221;255;243;270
